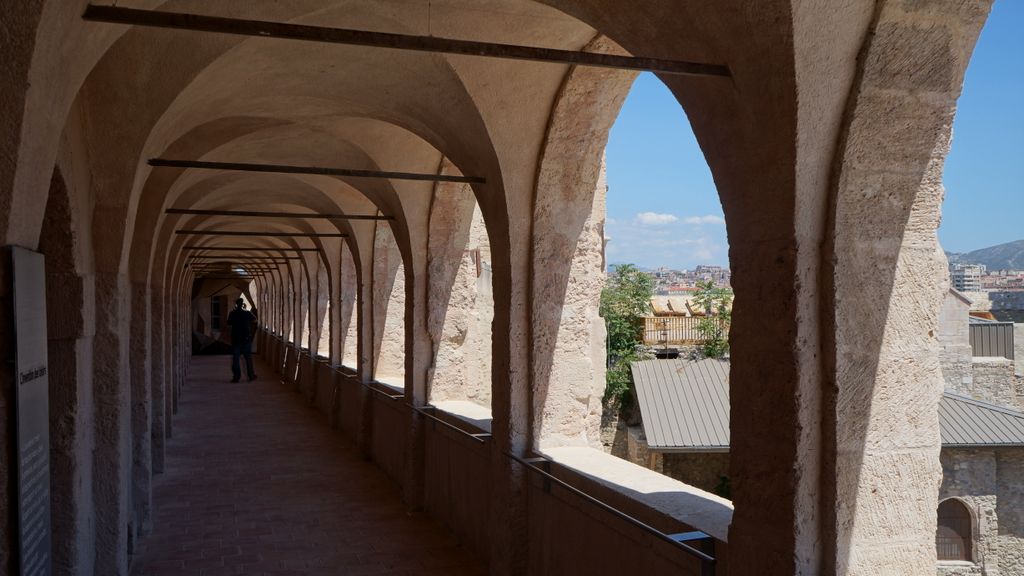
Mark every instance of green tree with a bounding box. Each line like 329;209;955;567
600;264;654;403
693;279;732;358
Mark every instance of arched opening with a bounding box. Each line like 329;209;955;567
427;159;495;416
937;499;974;562
600;72;731;495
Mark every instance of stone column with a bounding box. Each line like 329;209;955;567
822;2;992;573
91;267;131;575
150;284;165;474
129;281;153;538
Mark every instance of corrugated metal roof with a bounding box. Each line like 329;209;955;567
631;359;1024;450
940;392;1024;447
630;358;730;450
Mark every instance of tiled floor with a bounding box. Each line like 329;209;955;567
131;356;486;576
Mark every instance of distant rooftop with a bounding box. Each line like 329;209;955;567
631;358;1024;451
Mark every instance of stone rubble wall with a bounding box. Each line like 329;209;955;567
941;291;974;392
971;357;1023;412
939;448;1024;576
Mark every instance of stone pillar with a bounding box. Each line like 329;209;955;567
129;281;152;538
150;284;165;473
91;268;131;575
822;2;992;573
357;254;375;459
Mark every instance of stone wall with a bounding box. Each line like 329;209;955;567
996;451;1024;573
939;448;1024;576
941;290;974;392
971;357;1022;412
339;245;359;368
429;204;494;407
612;423;730;498
662;452;731;496
373;223;405;380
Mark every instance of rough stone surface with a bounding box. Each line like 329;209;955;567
373;223;405;381
339;244;359;369
941;290;975;392
940;448;1024;576
428;190;494;408
971;357;1021;412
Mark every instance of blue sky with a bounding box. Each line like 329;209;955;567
605;0;1023;269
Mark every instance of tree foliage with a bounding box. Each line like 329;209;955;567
600;264;654;403
693;279;732;358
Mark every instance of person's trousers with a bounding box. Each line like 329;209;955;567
231;340;255;381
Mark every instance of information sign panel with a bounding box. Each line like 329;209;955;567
11;247;52;576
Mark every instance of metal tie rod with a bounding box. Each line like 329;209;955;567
82;5;731;78
167;208;392;220
176;230;347;238
183;245;320;251
188;255;300;260
150;158;483;184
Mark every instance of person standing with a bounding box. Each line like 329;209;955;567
226;297;257;382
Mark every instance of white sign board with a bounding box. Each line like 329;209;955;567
12;247;51;576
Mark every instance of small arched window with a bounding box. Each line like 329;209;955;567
937;499;973;562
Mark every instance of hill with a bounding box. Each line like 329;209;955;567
947;240;1024;271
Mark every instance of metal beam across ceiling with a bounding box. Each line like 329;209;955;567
82;5;731;78
183;246;320;252
167;208;392;220
150;158;483;184
176;230;347;238
189;254;298;258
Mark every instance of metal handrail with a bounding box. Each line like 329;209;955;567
415;405;491;444
362;381;403;401
508;452;716;570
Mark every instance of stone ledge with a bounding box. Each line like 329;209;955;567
431;400;493;433
541;446;733;542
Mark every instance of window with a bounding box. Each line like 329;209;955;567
211;296;222;331
937;499;973;562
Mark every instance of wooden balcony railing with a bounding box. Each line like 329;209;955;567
642;316;725;345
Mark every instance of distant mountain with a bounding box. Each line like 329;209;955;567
947;240;1024;271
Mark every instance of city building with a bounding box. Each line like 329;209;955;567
952;263;987;292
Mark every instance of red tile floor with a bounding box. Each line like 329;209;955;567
131;356;486;576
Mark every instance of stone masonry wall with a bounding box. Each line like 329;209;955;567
430;205;494;407
662;452;731;496
373;224;405;380
939;449;998;575
971;357;1022;412
939;448;1024;576
995;451;1024;574
941;291;973;392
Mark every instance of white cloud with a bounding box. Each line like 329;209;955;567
634;212;679;225
604;215;727;270
682;215;726;225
